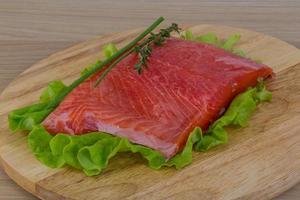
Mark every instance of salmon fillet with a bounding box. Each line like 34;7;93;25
43;38;273;158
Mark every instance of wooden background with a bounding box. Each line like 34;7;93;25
0;0;299;199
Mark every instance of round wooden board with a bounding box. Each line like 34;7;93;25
1;24;300;200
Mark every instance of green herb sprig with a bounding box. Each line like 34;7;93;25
134;23;180;74
94;23;180;86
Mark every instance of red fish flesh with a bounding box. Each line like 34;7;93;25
43;38;273;158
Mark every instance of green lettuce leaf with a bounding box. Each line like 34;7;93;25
221;34;241;51
28;126;202;176
77;127;202;175
164;127;202;169
28;125;65;168
195;81;272;151
8;81;67;132
8;103;51;132
80;60;102;76
40;80;67;103
102;43;118;58
181;30;245;56
80;44;117;76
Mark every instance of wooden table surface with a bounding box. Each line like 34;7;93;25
0;0;299;199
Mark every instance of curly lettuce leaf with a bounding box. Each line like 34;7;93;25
164;127;202;169
28;126;202;176
222;34;241;51
8;81;67;132
195;81;272;151
181;30;245;56
28;126;65;168
103;43;118;58
80;60;102;76
8;103;51;132
233;49;246;57
80;44;118;76
40;80;67;103
195;33;221;46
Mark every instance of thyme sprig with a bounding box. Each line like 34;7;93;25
94;23;181;86
134;23;180;74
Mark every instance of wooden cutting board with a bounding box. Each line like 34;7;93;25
0;24;300;200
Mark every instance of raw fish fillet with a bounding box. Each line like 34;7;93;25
43;38;273;158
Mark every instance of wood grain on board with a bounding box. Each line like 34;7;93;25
0;24;300;200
